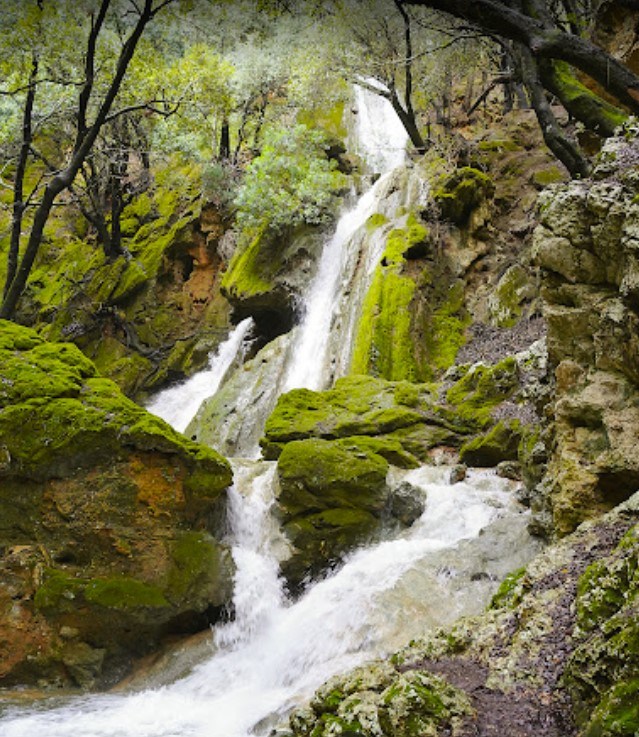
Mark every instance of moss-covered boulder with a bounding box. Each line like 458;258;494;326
459;419;523;467
276;438;391;587
0;321;233;689
433;167;495;225
261;375;464;463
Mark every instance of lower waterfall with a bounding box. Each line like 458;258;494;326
0;466;539;737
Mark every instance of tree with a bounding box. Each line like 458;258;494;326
399;0;639;176
233;123;347;233
0;0;175;320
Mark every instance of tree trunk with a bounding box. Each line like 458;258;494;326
0;0;165;320
539;60;627;136
516;44;591;177
3;57;37;301
219;118;231;160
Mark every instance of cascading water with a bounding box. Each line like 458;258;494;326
0;87;543;737
0;468;540;737
146;317;254;432
282;83;410;392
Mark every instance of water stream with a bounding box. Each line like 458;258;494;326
0;467;538;737
0;86;543;736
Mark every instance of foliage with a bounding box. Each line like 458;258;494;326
233;123;346;232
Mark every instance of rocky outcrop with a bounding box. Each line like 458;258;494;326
532;130;639;536
0;321;233;688
8;167;233;399
284;491;639;737
262;363;541;587
220;224;327;340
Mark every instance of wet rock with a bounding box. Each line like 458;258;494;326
449;464;467;484
386;480;426;526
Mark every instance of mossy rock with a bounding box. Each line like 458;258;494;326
459;419;523;467
0;322;235;687
0;321;231;492
262;375;436;456
276;438;390;585
282;507;379;587
445;357;520;429
289;662;472;737
583;679;639;737
379;670;473;737
350;214;433;381
277;437;389;518
433;167;495;224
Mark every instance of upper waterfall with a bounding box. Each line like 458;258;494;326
282;85;409;392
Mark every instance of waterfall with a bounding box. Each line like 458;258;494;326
146;317;254;432
0;86;543;737
282;84;409;392
0;469;541;737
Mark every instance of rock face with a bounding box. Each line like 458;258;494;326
532;131;639;536
0;321;234;688
4;166;233;399
286;492;639;737
220;224;327;340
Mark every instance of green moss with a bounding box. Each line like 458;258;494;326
277;437;389;517
220;225;279;298
584;679;639;737
459;419;522;467
433;167;495;224
445;357;519;429
394;381;420;407
366;212;389;231
379;671;473;737
424;282;469;372
490;566;528;609
351;265;418;381
532;166;566;187
84;576;169;609
34;569;87;612
576;546;637;633
550;61;627;138
262;375;432;455
337;435;420;469
0;322;231;491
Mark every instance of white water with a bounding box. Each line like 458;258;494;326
146;318;254;432
0;468;537;737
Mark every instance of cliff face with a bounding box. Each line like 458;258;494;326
532;130;639;536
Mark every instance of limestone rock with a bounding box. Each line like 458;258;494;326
532;131;639;535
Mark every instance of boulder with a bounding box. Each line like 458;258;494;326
276;438;390;588
0;321;233;688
